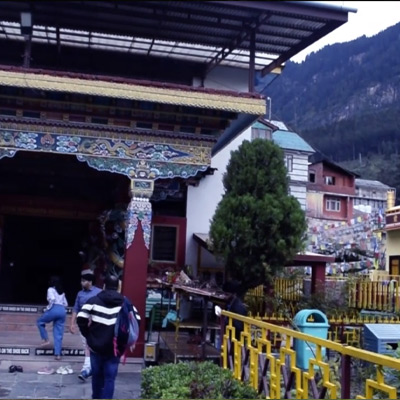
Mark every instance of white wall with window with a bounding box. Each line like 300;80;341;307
252;127;272;140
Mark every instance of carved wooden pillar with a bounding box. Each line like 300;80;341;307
122;179;153;357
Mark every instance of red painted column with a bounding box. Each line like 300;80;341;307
311;263;326;295
122;222;148;357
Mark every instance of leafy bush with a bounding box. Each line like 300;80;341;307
141;361;260;399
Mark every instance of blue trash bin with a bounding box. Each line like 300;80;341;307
293;309;330;370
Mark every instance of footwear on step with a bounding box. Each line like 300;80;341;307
55;355;62;361
64;365;74;374
78;369;91;382
56;366;68;375
37;367;55;375
39;340;50;347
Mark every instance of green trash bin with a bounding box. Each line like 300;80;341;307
293;309;330;370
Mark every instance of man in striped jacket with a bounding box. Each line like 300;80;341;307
77;274;140;399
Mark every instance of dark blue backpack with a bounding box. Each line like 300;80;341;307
113;296;140;362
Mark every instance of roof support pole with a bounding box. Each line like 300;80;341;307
23;34;31;68
248;29;255;93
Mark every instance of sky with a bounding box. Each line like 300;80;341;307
290;1;400;63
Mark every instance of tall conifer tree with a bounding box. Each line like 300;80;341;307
210;139;307;289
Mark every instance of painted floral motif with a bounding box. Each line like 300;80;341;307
0;148;17;160
56;136;81;153
126;198;152;249
0;129;211;165
78;155;208;179
40;134;56;148
0;132;15;146
14;132;38;149
81;139;188;161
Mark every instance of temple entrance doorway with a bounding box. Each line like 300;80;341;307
0;151;130;305
0;215;88;304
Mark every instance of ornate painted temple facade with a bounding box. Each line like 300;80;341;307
0;1;351;355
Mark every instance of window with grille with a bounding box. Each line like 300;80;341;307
324;176;335;185
151;225;178;262
285;155;293;172
326;197;341;212
251;127;272;140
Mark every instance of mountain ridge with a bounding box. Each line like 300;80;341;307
266;22;400;200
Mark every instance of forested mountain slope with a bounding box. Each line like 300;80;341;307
266;22;400;197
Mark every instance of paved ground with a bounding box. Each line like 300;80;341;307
0;369;142;399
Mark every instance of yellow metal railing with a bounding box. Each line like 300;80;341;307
348;278;400;312
273;275;400;313
221;310;400;399
274;277;304;301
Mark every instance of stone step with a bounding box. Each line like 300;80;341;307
0;305;73;332
0;356;144;374
0;304;145;374
0;321;73;332
0;331;143;373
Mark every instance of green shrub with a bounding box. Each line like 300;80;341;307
141;361;260;399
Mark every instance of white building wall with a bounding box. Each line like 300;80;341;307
185;126;253;271
202;66;249;92
287;152;310;211
185;66;311;270
185;66;252;271
289;153;309;182
289;184;307;210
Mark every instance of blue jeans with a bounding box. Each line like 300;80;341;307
37;304;66;356
90;352;120;399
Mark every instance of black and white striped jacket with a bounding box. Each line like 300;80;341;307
77;289;140;356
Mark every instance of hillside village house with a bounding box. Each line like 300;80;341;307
0;1;353;356
306;156;357;222
306;156;395;222
354;178;395;213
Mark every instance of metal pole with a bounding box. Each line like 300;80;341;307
267;97;272;120
23;35;32;68
248;30;255;93
341;352;351;399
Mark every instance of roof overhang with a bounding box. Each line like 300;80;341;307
292;252;335;266
0;66;264;145
0;1;355;74
0;68;265;115
193;234;335;265
193;233;213;253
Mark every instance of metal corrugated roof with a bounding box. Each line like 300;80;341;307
355;179;393;190
272;129;314;153
270;120;289;130
0;1;355;74
252;121;271;130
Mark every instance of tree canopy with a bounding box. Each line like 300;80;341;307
209;139;307;289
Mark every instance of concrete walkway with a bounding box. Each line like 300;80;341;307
0;369;142;399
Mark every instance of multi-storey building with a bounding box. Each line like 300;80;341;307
307;156;357;222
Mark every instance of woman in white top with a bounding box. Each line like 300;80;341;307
36;276;68;360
